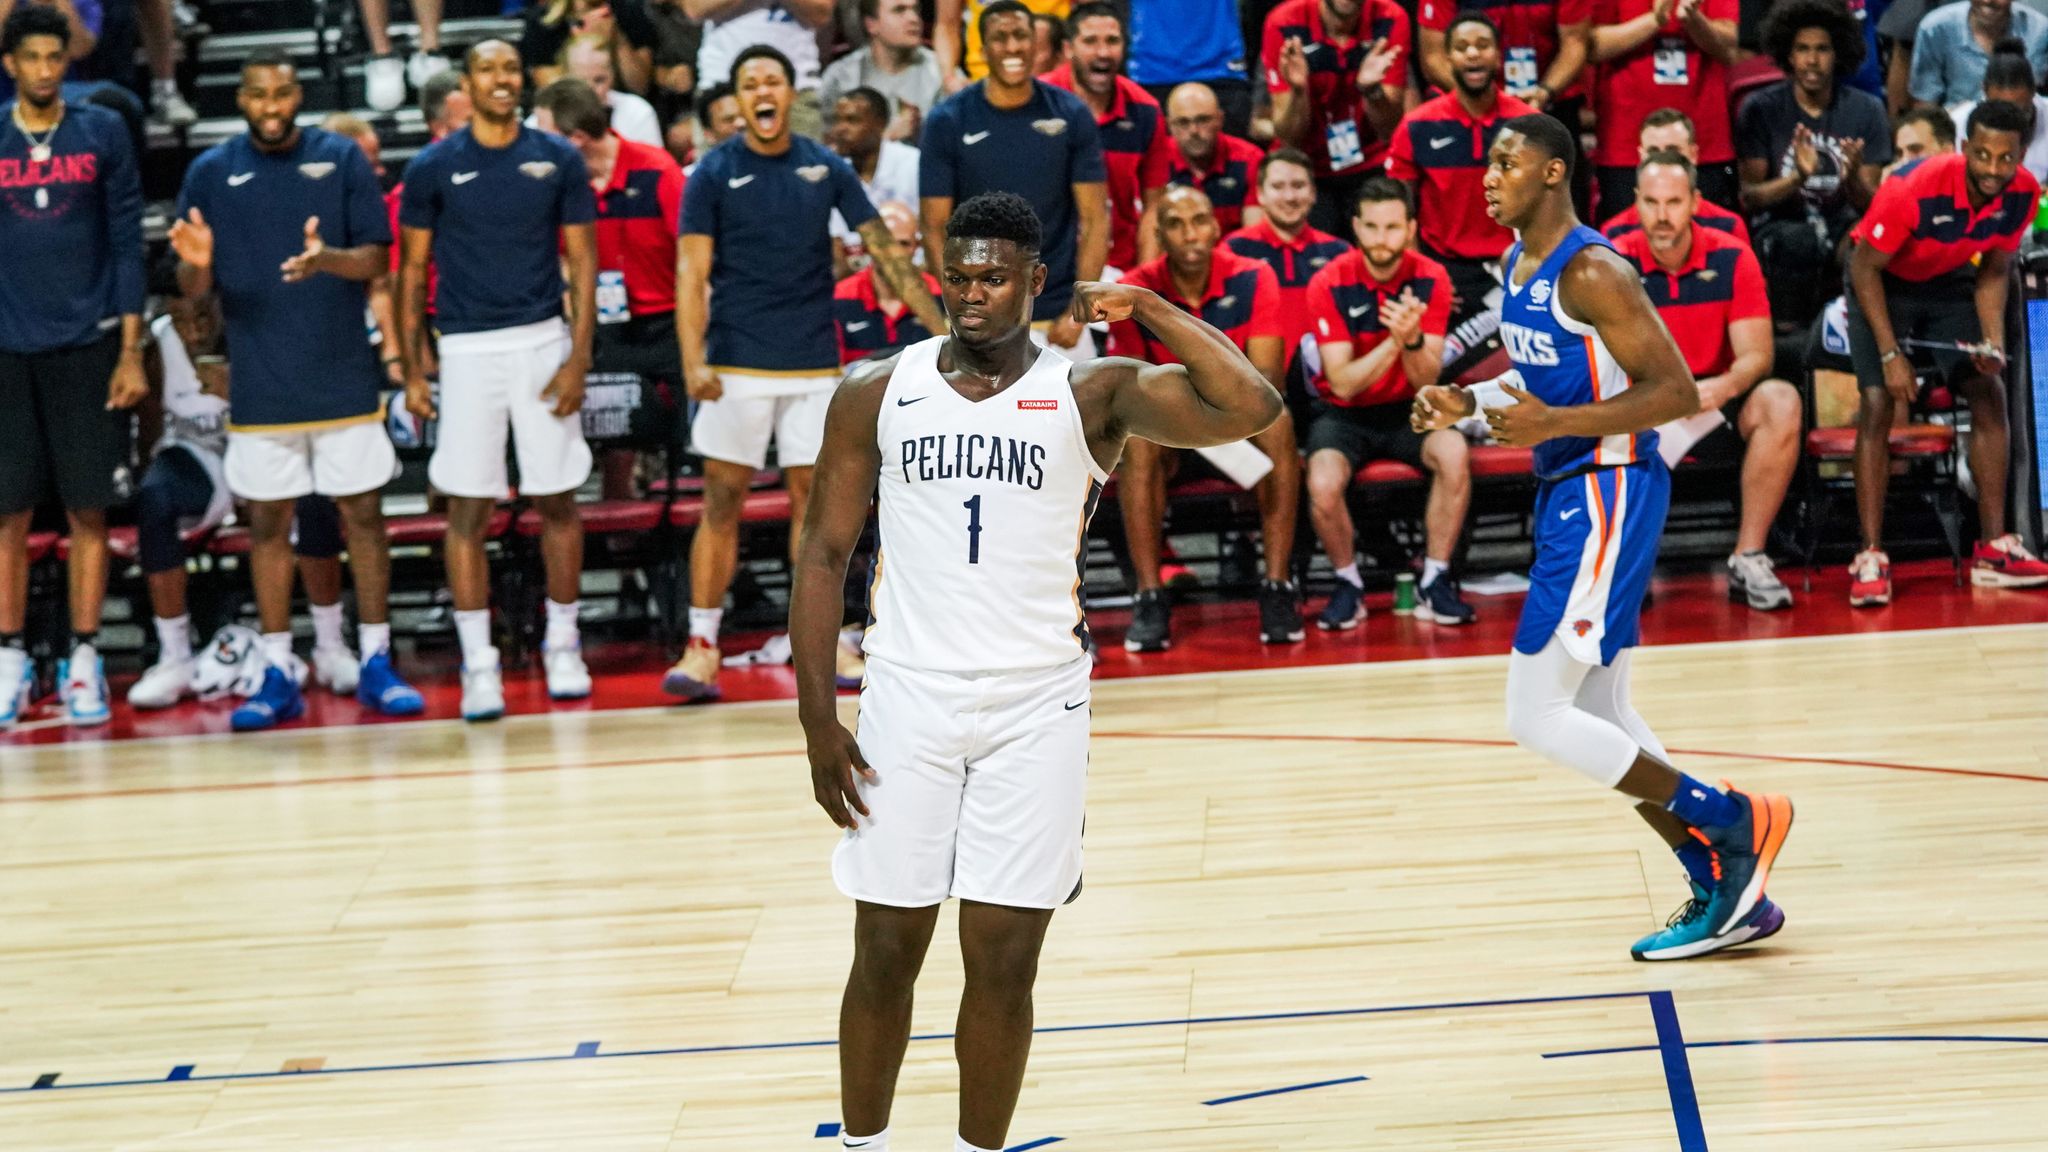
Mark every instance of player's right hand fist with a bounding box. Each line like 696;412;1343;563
686;363;724;403
1070;281;1147;326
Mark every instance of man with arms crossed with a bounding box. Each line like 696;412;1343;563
790;191;1281;1152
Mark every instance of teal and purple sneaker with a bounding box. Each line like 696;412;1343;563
1632;879;1786;962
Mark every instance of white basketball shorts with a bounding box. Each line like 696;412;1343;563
833;654;1093;910
224;418;397;502
431;318;593;498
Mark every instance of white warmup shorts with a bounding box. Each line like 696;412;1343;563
833;654;1093;910
689;374;836;469
224;418;398;502
431;318;593;498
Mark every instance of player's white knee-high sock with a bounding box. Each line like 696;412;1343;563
1505;639;1639;788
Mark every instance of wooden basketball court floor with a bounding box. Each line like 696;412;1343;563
3;622;2045;1150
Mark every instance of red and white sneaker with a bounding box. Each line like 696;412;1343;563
1971;534;2048;588
1848;548;1891;607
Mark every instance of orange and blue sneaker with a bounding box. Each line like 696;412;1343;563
1971;534;2048;588
1697;782;1794;937
1632;879;1786;961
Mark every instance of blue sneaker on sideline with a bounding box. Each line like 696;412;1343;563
1317;579;1366;631
357;650;425;716
1414;574;1475;625
232;665;305;731
1633;879;1786;961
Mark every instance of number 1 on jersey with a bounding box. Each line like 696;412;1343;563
963;494;982;564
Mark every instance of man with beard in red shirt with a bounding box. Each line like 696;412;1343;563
1040;1;1172;273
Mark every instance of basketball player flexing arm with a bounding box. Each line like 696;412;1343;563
789;192;1280;1152
1411;114;1795;962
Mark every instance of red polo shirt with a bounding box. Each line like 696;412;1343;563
1387;89;1539;261
1418;0;1592;100
1224;216;1352;361
1850;153;2042;283
833;266;944;365
1602;197;1751;246
1307;247;1454;408
1611;222;1768;377
1168;133;1270;234
1589;0;1737;167
1108;248;1283;364
1261;0;1414;178
591;135;685;318
1041;64;1174;271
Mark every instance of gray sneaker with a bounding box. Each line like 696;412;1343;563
1727;550;1792;611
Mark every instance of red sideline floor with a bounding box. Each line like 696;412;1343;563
5;558;2044;746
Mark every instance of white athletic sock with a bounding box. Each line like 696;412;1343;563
155;615;193;663
453;609;494;665
954;1136;998;1152
261;631;294;670
688;606;723;644
1422;558;1448;587
544;599;581;651
152;76;178;98
310;601;346;652
839;1127;888;1150
358;621;391;662
1333;563;1363;588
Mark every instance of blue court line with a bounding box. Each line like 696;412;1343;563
0;990;1665;1099
1202;1075;1368;1106
1546;1034;2048;1059
815;1121;840;1138
1006;1139;1063;1150
1648;991;1709;1152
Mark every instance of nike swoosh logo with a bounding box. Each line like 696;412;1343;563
1429;136;1454;149
1063;699;1087;711
895;396;926;406
846;320;870;332
963;131;991;145
1931;215;1953;224
1347;303;1370;317
1562;507;1581;521
227;172;255;186
452;171;479;184
728;174;755;188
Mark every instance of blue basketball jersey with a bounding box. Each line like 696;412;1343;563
1499;225;1658;481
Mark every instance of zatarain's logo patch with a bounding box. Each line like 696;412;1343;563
1032;119;1068;136
796;165;829;183
1018;398;1059;410
298;162;335;179
519;161;558;179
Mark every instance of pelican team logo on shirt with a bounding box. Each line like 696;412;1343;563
519;161;558;179
298;162;335;180
796;165;829;183
1033;119;1069;136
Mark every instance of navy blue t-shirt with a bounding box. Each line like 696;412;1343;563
681;134;878;374
0;101;143;354
920;81;1107;320
399;126;596;335
178;128;391;429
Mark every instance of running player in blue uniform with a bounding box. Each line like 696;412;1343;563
1412;115;1795;961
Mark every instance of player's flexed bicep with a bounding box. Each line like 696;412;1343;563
1068;281;1283;458
1489;248;1701;447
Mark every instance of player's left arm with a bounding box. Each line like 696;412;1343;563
1487;247;1699;446
548;221;598;416
103;118;148;409
1072;281;1283;451
1973;245;2014;375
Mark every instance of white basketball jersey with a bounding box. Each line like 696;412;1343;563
863;336;1109;674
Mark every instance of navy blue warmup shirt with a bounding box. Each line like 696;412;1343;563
681;134;878;375
0;101;143;354
399;126;596;335
178;128;391;429
919;80;1106;320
